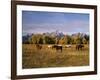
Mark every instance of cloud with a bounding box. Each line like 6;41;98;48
23;19;89;35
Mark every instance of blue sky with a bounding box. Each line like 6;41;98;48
22;11;89;36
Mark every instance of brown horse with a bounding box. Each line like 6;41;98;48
52;45;62;52
36;44;42;50
76;44;84;50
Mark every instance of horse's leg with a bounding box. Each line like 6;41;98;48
78;46;79;50
55;48;57;52
81;47;82;50
61;47;62;52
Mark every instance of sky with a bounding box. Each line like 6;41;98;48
22;11;89;36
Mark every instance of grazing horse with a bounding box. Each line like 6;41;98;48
47;45;52;49
52;45;62;52
36;44;42;50
65;45;72;48
76;44;84;50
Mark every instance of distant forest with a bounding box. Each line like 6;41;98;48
22;31;89;44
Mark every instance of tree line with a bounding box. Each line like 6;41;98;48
23;32;89;44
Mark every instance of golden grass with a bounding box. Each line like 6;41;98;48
22;44;89;68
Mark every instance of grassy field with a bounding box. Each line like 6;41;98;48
22;44;89;69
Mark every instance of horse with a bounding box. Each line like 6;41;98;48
52;45;62;52
76;44;84;50
65;44;72;48
36;44;42;50
47;45;52;49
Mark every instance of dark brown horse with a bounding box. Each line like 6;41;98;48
52;45;62;52
36;44;42;50
76;44;84;50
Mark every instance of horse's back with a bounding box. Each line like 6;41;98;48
36;44;42;49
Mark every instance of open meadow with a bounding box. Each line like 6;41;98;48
22;44;89;69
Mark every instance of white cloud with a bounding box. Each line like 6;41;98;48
23;19;89;35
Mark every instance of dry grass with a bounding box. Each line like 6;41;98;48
22;44;89;69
